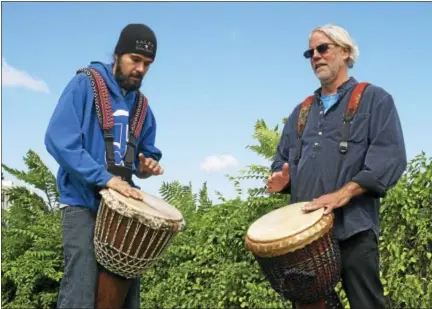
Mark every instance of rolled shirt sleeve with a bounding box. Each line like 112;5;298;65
351;93;407;198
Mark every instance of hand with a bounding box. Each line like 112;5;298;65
301;181;365;215
106;176;142;200
138;153;164;176
265;162;290;193
301;191;351;215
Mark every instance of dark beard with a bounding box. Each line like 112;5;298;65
114;60;143;92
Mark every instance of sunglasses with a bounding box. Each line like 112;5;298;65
303;43;334;59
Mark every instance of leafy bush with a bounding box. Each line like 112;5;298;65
379;152;432;308
2;151;63;309
1;120;430;309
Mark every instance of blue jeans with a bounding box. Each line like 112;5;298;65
57;206;141;308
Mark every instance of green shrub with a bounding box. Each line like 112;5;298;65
1;121;430;309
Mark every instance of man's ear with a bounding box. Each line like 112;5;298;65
342;47;350;62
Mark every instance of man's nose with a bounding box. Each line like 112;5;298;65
135;63;146;74
312;49;322;61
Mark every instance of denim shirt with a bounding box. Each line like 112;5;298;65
271;77;407;241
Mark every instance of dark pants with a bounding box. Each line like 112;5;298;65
291;229;387;309
338;229;387;309
57;206;141;308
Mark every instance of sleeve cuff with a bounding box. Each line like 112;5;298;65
97;170;114;187
271;161;283;173
351;170;386;198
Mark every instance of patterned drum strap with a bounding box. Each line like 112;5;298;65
76;68;114;129
294;95;315;165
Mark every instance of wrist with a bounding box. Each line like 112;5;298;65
338;181;365;199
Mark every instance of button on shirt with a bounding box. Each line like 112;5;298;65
271;77;407;241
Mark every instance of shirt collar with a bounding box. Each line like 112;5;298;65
313;76;358;98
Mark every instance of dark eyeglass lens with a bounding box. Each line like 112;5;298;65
316;43;329;53
303;43;329;59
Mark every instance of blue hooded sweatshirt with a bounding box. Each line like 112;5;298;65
45;61;162;212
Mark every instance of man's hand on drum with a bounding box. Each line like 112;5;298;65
265;162;290;193
106;176;142;200
138;153;164;176
301;189;351;215
302;181;366;215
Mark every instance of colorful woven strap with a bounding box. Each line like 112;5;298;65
296;95;315;138
129;92;148;138
344;82;368;122
77;68;114;130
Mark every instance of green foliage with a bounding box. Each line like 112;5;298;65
137;119;291;308
379;152;432;308
2;149;59;211
1;120;431;309
246;119;282;161
139;187;291;309
2;150;63;309
229;119;286;199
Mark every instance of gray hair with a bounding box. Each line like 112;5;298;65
309;24;359;68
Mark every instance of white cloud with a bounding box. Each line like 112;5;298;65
200;154;240;172
2;58;50;93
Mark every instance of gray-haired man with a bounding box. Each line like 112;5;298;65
267;24;407;309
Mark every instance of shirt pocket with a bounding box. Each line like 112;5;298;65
347;113;370;144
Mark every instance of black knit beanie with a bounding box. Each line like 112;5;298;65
114;24;157;61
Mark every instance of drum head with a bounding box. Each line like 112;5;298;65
107;188;183;223
246;201;324;243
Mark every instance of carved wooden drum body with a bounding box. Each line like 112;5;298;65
94;188;185;308
245;202;342;308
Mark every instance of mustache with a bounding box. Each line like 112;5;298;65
129;72;143;79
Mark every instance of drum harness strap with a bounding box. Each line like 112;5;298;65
294;82;369;169
77;68;149;186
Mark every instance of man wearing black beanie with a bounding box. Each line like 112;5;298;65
113;23;158;92
45;23;163;308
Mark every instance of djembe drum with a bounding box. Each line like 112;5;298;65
245;202;343;309
93;188;185;308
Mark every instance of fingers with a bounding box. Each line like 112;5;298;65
106;177;142;200
282;162;289;177
301;199;323;212
323;206;333;215
265;167;290;193
138;153;146;164
148;158;158;169
121;185;142;200
301;197;334;215
129;188;143;200
151;164;164;175
138;153;163;175
265;174;275;193
265;181;277;193
265;186;275;193
119;184;142;200
114;180;133;197
139;153;154;170
139;153;154;169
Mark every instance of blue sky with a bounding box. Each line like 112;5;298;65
2;1;431;202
